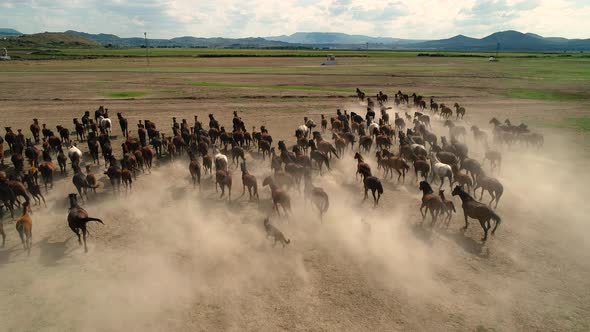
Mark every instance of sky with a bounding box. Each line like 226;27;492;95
1;0;589;39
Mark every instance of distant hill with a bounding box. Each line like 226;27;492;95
0;28;22;36
413;30;590;51
65;30;296;48
265;32;424;46
0;32;98;48
3;29;589;51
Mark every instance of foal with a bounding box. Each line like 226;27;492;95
418;181;443;225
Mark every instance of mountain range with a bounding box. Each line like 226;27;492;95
2;29;589;51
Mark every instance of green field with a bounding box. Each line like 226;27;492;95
5;46;590;60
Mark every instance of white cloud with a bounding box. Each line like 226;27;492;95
0;0;588;39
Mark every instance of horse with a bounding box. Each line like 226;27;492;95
15;201;33;255
430;153;453;189
67;193;104;252
473;171;503;208
304;171;329;221
452;186;501;242
240;161;259;201
439;189;456;226
383;155;410;183
363;176;383;207
263;177;291;216
189;153;202;188
453;103;466;120
215;168;232;200
68;144;83;171
117;112;128;137
263;218;290;247
308;140;330;175
354;152;372;180
98;115;112;136
418;181;444;225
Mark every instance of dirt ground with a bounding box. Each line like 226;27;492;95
0;57;589;332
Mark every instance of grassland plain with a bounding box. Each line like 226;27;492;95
0;54;590;332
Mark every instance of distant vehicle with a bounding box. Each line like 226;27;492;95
321;54;336;65
488;56;498;62
0;48;10;61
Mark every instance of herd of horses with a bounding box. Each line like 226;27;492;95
0;89;543;253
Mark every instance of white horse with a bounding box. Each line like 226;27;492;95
368;120;380;137
98;115;112;136
68;144;83;169
296;124;309;138
213;148;228;171
430;153;453;189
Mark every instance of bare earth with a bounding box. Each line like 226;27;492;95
0;57;589;332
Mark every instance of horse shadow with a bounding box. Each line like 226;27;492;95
410;222;434;245
439;228;489;257
0;246;19;266
37;237;70;266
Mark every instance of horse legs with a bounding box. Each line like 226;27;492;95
396;169;402;182
0;225;4;248
81;225;88;252
372;189;377;206
463;212;469;230
494;191;502;209
363;187;369;201
439;176;444;189
478;219;489;242
70;226;82;246
420;203;427;219
488;191;496;207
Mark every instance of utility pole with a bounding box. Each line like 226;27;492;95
144;32;150;66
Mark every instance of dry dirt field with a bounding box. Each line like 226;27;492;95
0;57;589;332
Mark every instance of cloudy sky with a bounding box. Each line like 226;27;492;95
1;0;589;39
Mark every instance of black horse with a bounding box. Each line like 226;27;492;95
363;176;383;207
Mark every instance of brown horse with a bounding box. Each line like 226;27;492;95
215;169;232;200
304;171;329;221
418;181;443;225
451;164;473;193
412;155;430;182
189;154;202;188
439;189;456;226
38;160;56;192
263;176;291;216
308;140;330;175
240;161;259;201
474;171;503;208
15;201;33;255
452;186;501;242
383;155;410;183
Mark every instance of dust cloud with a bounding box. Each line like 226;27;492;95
0;103;589;331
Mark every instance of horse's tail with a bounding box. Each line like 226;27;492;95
16;220;25;237
319;193;330;213
331;146;339;159
491;212;501;235
285;238;291;244
377;181;384;194
81;217;104;225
